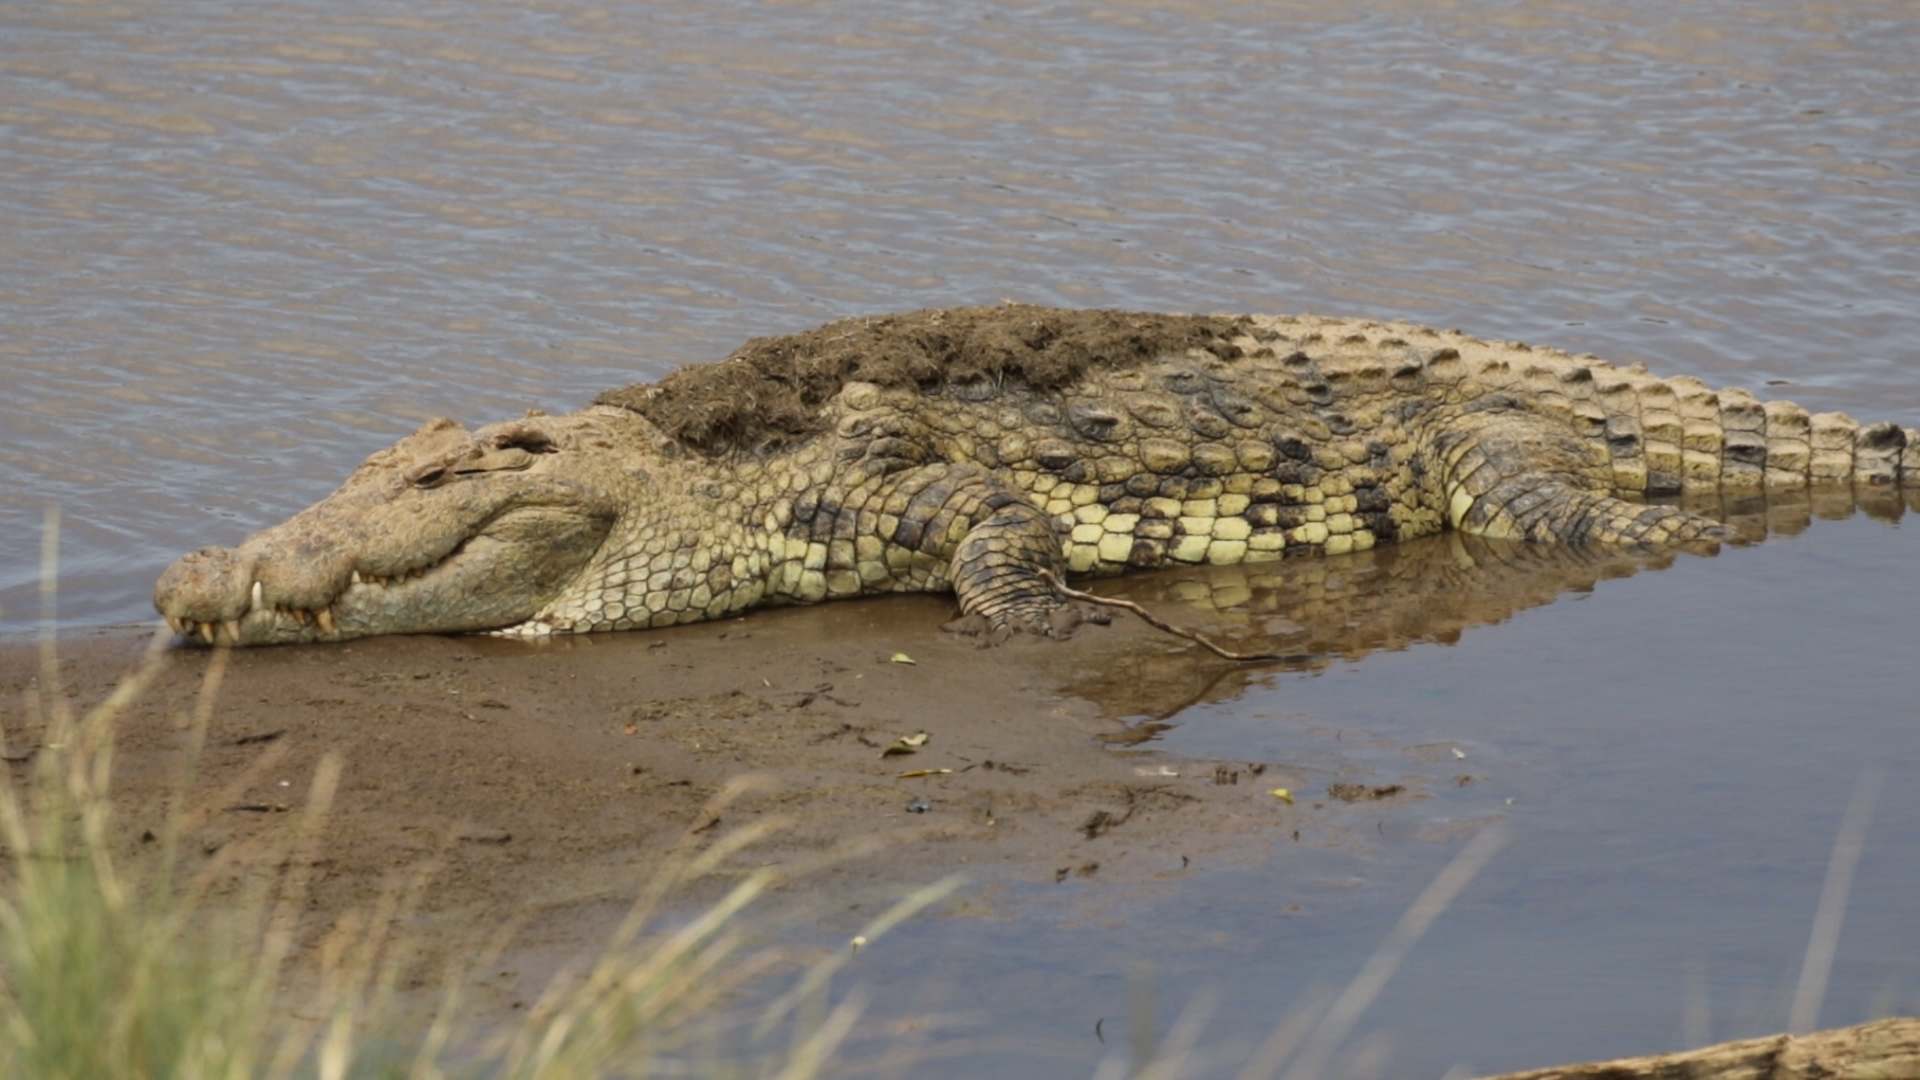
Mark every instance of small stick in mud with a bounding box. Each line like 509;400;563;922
1039;571;1317;664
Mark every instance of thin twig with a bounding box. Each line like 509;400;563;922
1039;571;1318;664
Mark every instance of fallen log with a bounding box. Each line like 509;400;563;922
1477;1017;1920;1080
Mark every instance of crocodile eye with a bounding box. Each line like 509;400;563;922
494;429;557;454
408;464;450;488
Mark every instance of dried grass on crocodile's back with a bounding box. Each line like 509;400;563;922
597;304;1252;454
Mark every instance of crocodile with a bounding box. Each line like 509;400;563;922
154;305;1919;646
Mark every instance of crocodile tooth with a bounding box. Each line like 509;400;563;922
351;570;363;585
315;608;334;634
249;580;264;612
198;621;216;643
166;615;185;635
293;609;312;626
222;619;241;643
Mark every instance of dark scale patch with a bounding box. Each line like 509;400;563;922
1393;399;1432;425
1129;539;1167;566
810;496;845;540
792;489;823;525
1860;421;1907;452
1724;437;1768;467
1274;436;1314;462
1161;369;1215;395
1057;460;1096;484
1209;389;1264;428
1068;401;1128;442
595;305;1252;454
1606;430;1643;455
831;506;861;541
1033;441;1078;471
1274;463;1316;486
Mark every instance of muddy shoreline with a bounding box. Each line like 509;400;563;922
4;587;1470;1017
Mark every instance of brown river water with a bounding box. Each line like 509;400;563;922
3;1;1918;1076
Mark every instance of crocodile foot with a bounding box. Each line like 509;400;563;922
943;601;1113;645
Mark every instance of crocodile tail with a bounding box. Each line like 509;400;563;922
1579;366;1918;495
1393;327;1918;495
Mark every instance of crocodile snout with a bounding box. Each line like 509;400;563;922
156;537;364;644
153;545;257;637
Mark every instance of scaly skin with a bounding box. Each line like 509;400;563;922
154;310;1919;646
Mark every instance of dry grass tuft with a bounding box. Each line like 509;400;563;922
0;511;954;1079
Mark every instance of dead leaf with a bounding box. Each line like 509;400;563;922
881;731;931;758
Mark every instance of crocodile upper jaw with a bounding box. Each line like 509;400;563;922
156;503;615;645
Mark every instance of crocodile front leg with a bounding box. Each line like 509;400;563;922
779;460;1079;637
877;462;1079;635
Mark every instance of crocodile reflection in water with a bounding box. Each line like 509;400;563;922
1057;483;1914;724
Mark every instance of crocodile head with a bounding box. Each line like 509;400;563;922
155;408;657;645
